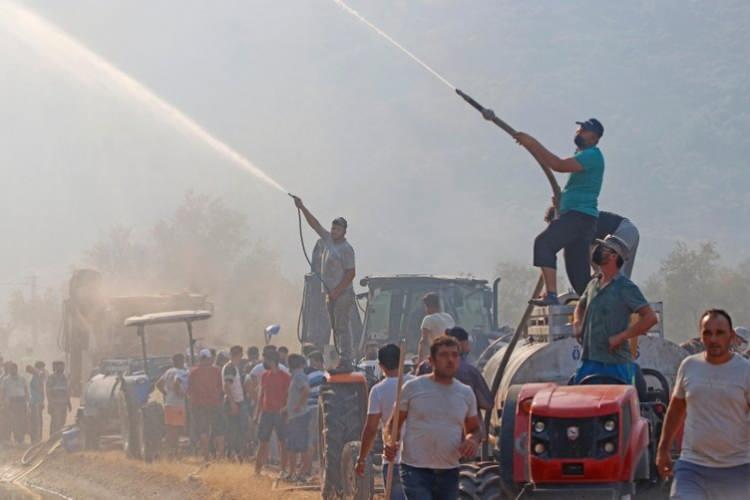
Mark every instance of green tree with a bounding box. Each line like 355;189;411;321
644;242;750;342
82;191;300;346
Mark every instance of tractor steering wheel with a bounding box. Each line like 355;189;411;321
640;368;670;404
577;374;628;386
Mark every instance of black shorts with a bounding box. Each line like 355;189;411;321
285;413;310;453
191;406;223;437
534;210;597;295
257;411;286;442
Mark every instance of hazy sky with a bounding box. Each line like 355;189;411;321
1;0;748;315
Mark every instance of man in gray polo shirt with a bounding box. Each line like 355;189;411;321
573;235;657;384
292;196;356;368
657;309;750;499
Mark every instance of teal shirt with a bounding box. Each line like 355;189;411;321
560;146;605;217
580;273;649;364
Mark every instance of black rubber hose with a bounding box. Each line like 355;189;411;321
458;90;564;460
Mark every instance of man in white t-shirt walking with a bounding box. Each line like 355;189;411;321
417;293;455;363
386;336;480;500
657;309;750;499
356;344;414;500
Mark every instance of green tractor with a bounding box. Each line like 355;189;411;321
300;273;506;499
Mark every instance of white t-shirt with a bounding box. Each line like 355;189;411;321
159;367;188;407
398;375;476;469
420;312;455;345
367;374;414;464
222;362;245;403
673;353;750;467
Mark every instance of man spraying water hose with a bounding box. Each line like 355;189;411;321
291;195;357;370
483;111;605;302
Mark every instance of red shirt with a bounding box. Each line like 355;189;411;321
261;369;291;412
188;364;222;407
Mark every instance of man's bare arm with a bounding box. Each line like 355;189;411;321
292;196;327;238
609;305;658;351
356;414;381;474
515;133;583;173
656;396;686;478
574;300;586;342
331;269;355;299
458;414;483;457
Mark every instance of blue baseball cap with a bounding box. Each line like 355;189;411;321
576;118;604;137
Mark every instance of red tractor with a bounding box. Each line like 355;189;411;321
460;303;683;499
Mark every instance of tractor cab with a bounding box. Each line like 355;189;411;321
358;275;505;358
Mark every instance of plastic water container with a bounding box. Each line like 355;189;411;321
61;426;81;453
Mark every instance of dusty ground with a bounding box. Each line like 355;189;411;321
0;446;320;499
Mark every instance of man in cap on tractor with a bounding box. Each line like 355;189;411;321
572;235;657;385
482;113;606;302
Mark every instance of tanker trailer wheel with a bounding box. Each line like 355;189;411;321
459;462;502;500
319;378;368;499
141;401;165;463
117;390;142;459
341;441;373;500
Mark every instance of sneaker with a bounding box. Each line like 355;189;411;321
529;293;559;307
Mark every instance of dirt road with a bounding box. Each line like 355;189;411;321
0;446;319;500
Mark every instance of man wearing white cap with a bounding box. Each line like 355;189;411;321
573;235;658;384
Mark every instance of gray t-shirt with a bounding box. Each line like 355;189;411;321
287;369;310;420
398;375;477;469
320;232;355;293
673;353;750;468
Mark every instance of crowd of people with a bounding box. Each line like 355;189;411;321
0;357;72;446
153;341;327;484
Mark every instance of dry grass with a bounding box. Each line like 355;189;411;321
78;451;319;499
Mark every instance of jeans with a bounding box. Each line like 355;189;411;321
574;359;635;385
30;402;43;443
225;400;249;456
400;463;459;500
670;460;750;500
383;463;405;500
331;290;355;360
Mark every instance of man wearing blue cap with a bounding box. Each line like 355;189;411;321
484;113;606;303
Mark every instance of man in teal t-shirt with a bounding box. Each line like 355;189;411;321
483;113;606;303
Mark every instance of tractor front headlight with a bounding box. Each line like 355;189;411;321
603;419;616;432
533;420;546;433
603;441;616;454
533;442;546;455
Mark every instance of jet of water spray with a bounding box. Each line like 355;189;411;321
0;0;288;195
332;0;457;91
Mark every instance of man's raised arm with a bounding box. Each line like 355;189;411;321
291;195;327;238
